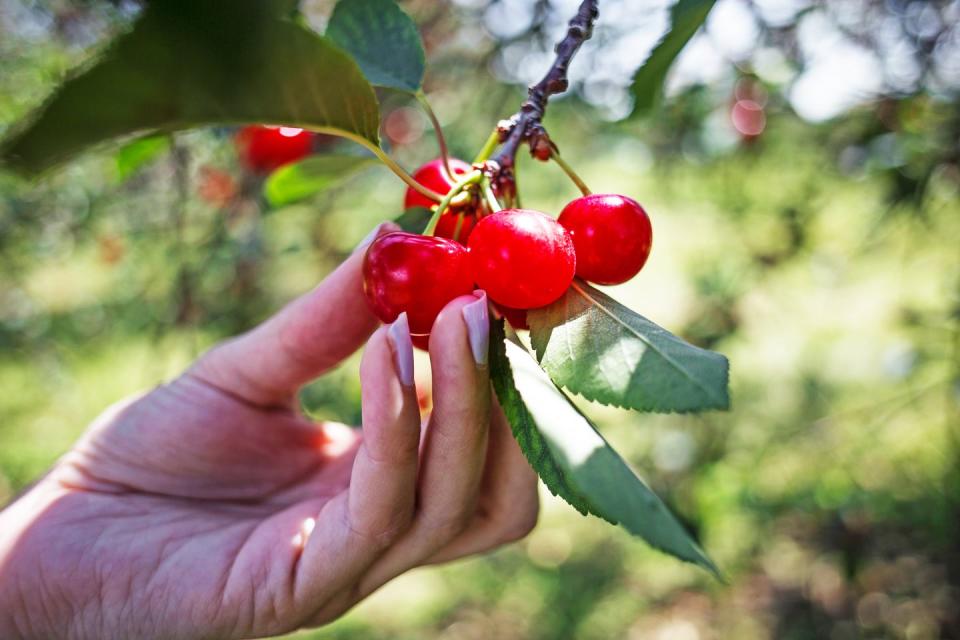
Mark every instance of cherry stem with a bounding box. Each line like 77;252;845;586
473;129;500;164
424;169;484;235
416;91;453;177
489;0;599;181
340;131;443;202
482;179;503;213
452;211;466;242
552;153;592;196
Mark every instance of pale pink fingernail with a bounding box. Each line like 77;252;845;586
387;312;415;386
462;290;489;367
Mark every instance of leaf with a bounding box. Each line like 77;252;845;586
114;136;169;181
0;0;380;176
489;320;719;575
326;0;425;93
630;0;716;115
528;281;729;413
264;155;377;207
490;321;595;517
392;207;433;233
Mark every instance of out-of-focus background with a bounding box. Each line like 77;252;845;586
2;0;959;637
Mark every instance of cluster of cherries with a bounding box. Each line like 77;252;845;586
363;157;653;348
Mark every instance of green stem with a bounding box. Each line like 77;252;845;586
416;91;452;177
337;130;443;203
452;211;466;242
473;129;500;164
552;153;592;196
424;169;483;235
482;178;503;213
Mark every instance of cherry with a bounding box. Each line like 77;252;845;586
362;232;475;335
468;209;576;309
558;194;652;285
434;209;477;243
405;157;478;244
235;125;314;174
404;157;473;210
494;302;529;331
410;333;431;351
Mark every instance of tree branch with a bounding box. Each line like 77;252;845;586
489;0;599;197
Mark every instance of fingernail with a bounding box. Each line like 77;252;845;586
462;290;489;367
354;222;395;253
387;312;415;387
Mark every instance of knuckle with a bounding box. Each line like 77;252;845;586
347;507;413;549
425;512;473;544
429;412;486;456
498;502;540;544
362;434;419;468
372;517;411;547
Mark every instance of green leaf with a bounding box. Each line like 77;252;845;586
392;207;433;233
114;135;169;181
489;320;719;575
326;0;425;93
630;0;716;115
264;155;377;207
0;0;380;176
528;281;730;413
490;321;595;517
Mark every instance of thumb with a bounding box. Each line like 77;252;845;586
188;221;398;407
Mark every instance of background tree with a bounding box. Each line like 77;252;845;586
1;0;958;637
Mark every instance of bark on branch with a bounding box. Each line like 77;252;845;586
489;0;599;197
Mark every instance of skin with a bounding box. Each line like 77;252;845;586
0;223;539;640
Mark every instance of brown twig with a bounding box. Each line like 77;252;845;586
489;0;599;198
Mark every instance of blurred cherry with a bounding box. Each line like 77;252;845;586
235;125;314;174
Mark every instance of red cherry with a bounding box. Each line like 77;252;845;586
362;232;475;335
406;158;481;244
493;302;529;331
404;157;473;210
235;125;314;174
467;209;576;309
411;333;431;351
434;210;477;244
558;194;652;285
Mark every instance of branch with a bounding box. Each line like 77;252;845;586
489;0;599;196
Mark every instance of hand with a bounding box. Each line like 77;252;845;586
0;223;539;640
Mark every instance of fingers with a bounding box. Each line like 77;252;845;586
426;396;540;563
414;291;492;540
189;222;398;407
345;314;421;544
293;314;420;607
351;291;492;597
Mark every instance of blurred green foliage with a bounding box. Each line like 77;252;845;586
2;1;959;638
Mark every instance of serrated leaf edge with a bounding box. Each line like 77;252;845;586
490;322;602;518
495;324;722;576
531;281;730;413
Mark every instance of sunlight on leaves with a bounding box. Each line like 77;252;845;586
630;0;717;116
0;0;380;175
326;0;425;94
490;320;719;574
528;281;729;413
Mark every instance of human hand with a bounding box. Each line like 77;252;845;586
0;223;539;640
